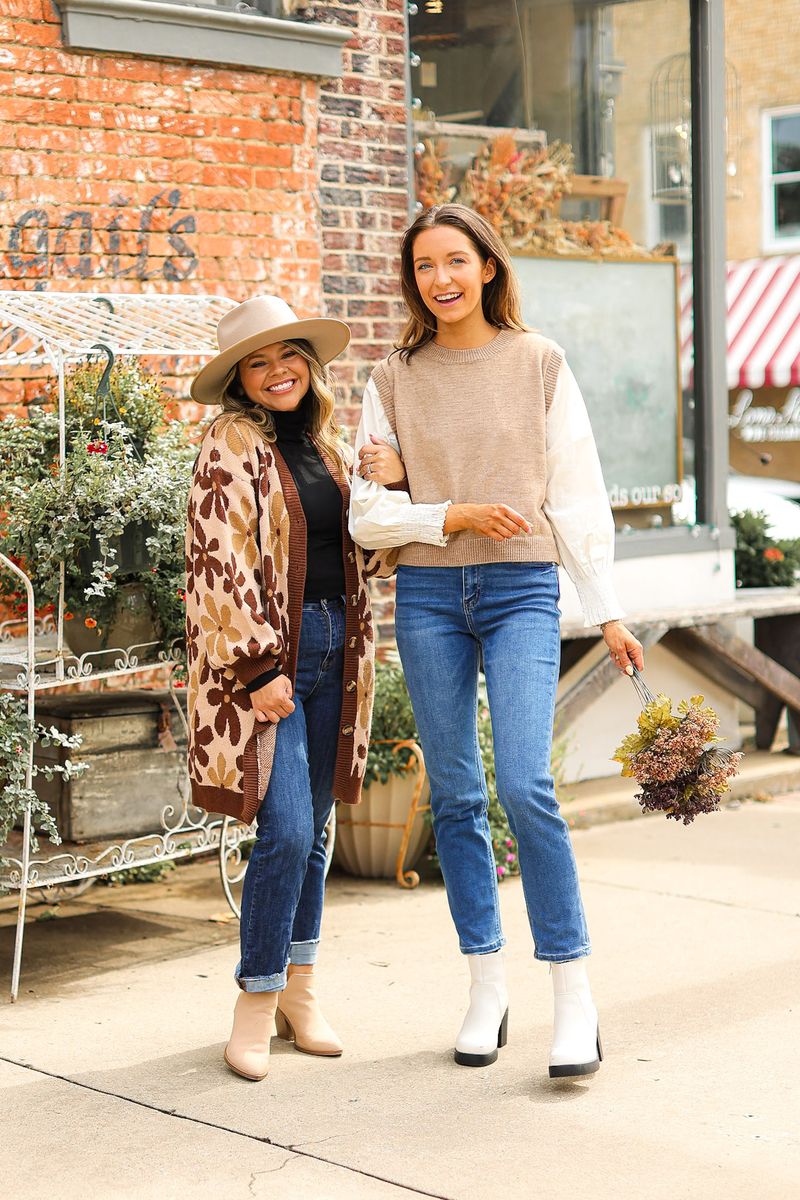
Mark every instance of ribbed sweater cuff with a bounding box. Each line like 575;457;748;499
572;572;625;628
232;652;281;688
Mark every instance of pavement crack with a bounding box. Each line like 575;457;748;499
289;1134;339;1150
583;876;799;918
0;1054;455;1200
249;1157;293;1193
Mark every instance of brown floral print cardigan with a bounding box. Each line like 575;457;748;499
185;416;394;825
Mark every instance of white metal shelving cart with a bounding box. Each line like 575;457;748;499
0;290;275;1002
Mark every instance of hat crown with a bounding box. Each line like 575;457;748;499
216;295;301;354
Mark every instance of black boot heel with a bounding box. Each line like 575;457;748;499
453;1008;509;1068
597;1026;604;1062
498;1008;509;1048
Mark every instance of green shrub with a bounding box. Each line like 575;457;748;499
731;508;800;588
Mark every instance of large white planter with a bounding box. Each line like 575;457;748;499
334;747;431;887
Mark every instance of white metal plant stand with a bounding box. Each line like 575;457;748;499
0;289;277;1002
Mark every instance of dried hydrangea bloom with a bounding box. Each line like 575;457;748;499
613;690;742;824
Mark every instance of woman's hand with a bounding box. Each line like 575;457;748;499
602;621;644;675
250;675;295;724
357;435;406;486
444;502;531;542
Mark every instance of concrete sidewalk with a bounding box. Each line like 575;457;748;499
2;796;799;1200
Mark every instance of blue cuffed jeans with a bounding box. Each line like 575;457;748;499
395;563;590;963
236;597;345;992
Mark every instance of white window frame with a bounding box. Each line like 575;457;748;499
762;105;800;254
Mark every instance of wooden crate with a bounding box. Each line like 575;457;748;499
33;690;188;843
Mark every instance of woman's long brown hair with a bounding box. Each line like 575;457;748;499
396;203;527;361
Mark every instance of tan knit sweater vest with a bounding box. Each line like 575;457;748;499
371;328;562;567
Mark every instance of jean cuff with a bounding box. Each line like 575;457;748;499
289;939;320;966
534;945;591;963
235;962;287;992
459;936;506;955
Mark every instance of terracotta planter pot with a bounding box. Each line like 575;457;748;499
334;745;431;886
64;581;160;659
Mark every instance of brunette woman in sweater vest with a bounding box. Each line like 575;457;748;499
187;297;392;1082
350;205;644;1078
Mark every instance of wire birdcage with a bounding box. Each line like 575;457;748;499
649;52;742;202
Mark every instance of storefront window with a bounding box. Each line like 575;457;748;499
763;107;800;251
410;0;698;532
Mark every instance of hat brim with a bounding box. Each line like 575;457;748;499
190;317;351;405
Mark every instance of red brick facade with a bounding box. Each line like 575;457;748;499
0;2;410;422
0;3;320;353
309;1;411;421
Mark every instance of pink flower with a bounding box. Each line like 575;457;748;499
505;838;513;848
496;865;506;878
506;853;516;863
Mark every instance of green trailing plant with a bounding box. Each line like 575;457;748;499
366;661;572;881
0;691;86;858
731;509;800;588
0;359;193;655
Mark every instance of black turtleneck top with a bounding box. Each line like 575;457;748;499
246;397;346;695
272;396;346;604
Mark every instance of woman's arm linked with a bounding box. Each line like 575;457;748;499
350;377;531;548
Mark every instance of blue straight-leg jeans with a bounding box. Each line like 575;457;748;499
395;563;590;962
236;597;345;992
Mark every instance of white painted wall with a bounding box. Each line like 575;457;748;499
558;546;736;627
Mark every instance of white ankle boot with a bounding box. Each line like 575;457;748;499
548;958;602;1079
454;950;509;1067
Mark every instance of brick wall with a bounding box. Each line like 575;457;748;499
0;1;322;413
304;2;410;641
308;1;411;424
725;0;800;261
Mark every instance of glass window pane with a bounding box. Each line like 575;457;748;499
410;0;697;532
774;180;800;238
771;113;800;175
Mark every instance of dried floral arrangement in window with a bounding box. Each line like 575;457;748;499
415;135;665;260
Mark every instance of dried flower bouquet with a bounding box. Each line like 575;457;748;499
613;671;741;824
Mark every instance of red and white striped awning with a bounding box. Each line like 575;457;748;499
680;255;800;390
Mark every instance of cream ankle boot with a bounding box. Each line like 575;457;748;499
275;971;343;1057
224;990;279;1081
454;950;509;1067
548;959;602;1079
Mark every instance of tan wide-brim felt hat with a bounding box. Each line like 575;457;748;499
190;295;351;405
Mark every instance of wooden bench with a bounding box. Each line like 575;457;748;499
556;590;800;753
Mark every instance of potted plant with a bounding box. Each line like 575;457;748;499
333;660;432;885
0;359;192;660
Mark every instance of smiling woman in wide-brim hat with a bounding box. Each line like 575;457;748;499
184;293;400;1086
190;294;350;406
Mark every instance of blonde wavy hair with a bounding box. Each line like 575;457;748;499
214;338;347;479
